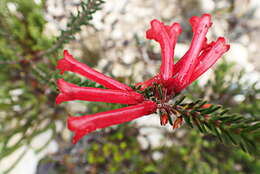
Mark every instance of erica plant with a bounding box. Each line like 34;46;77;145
56;14;259;153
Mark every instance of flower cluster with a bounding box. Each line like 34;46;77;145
56;51;157;144
56;14;230;144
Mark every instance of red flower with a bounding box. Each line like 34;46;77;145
57;50;133;91
56;79;144;105
146;19;182;81
68;101;157;144
57;51;157;143
137;14;230;93
56;14;229;144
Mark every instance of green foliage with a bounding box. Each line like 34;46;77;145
0;78;58;173
37;124;260;174
156;129;260;174
0;0;52;62
0;2;58;171
172;96;260;154
0;0;105;173
85;125;156;174
184;60;260;153
187;59;260;119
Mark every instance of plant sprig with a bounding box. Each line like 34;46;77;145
172;96;260;153
39;0;105;57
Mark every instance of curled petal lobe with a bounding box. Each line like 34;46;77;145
190;16;200;32
57;50;133;91
170;16;209;77
68;101;157;144
147;19;182;81
56;79;144;105
165;23;182;46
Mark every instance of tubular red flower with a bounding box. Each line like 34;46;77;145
56;14;230;144
167;37;230;92
137;14;217;92
146;19;181;81
56;79;144;105
67;101;157;144
57;50;133;91
188;38;230;84
173;14;212;89
171;39;210;78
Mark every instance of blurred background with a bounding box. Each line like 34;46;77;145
0;0;260;174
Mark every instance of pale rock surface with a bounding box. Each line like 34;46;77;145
0;131;58;174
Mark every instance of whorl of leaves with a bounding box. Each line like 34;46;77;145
173;96;260;154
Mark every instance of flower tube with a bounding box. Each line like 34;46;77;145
172;38;209;76
57;50;133;91
173;14;212;89
188;38;230;85
68;101;157;144
167;37;230;92
56;79;144;105
146;19;181;81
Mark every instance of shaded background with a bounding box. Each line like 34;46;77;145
0;0;260;173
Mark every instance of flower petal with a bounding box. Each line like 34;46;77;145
56;79;144;105
189;37;230;83
170;37;229;92
67;101;157;144
147;19;181;81
173;14;212;89
57;50;133;91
